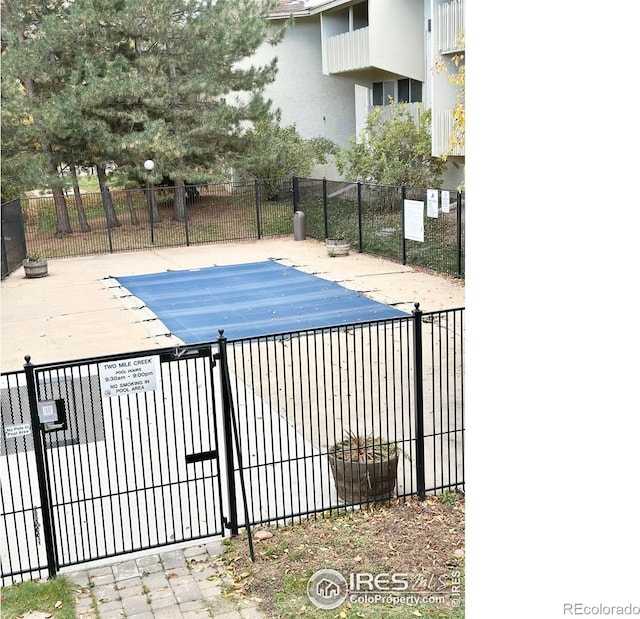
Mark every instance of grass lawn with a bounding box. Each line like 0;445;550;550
21;186;463;276
0;576;76;619
221;494;465;619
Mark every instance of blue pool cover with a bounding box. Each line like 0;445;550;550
115;260;407;343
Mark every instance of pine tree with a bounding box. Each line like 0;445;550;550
2;0;283;224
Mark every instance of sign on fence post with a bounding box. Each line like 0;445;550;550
99;356;159;397
441;190;450;213
426;189;439;218
403;199;424;243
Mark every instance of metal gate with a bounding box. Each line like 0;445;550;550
2;345;226;578
1;198;27;280
2;310;465;584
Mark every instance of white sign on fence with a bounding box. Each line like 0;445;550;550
99;356;159;397
403;199;424;242
4;424;32;439
427;189;439;218
441;190;450;213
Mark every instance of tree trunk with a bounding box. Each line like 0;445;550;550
52;187;72;238
126;190;139;225
147;181;160;223
173;179;186;222
69;164;91;232
47;159;72;238
166;26;186;223
96;164;121;228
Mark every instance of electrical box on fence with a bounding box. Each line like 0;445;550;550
37;399;67;432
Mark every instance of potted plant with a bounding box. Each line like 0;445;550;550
23;255;49;278
325;237;350;257
328;433;399;503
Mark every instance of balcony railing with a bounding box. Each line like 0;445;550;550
435;0;465;54
326;27;370;74
433;109;464;157
367;102;421;124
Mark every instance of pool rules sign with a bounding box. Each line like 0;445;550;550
99;356;159;397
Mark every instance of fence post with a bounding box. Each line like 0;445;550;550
216;331;239;536
456;192;463;277
24;355;58;577
254;179;262;239
292;176;299;213
184;187;190;246
322;178;328;239
401;186;407;265
412;304;426;500
357;182;363;253
1;223;7;279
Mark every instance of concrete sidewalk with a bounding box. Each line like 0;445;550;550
0;238;464;371
66;540;265;619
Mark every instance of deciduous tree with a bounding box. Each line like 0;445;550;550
235;109;336;197
336;102;445;188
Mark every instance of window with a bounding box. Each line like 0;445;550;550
398;79;423;103
373;79;422;106
372;81;395;106
352;2;369;30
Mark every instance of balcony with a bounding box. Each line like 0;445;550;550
367;102;421;124
433;109;464;157
326;27;370;75
435;0;465;54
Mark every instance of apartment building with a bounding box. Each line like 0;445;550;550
258;0;464;187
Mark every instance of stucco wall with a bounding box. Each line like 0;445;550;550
254;18;356;150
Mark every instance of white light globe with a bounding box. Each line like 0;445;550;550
143;159;155;171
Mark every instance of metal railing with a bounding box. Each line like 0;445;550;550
3;176;464;279
1;306;464;584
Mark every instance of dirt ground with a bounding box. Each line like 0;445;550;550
221;493;465;618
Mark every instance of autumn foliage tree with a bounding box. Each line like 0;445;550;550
434;29;465;160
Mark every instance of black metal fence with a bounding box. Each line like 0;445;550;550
295;178;464;277
1;198;27;279
1;306;464;584
3;177;464;278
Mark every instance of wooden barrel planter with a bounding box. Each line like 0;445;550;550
328;436;398;503
23;258;49;278
326;238;350;257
